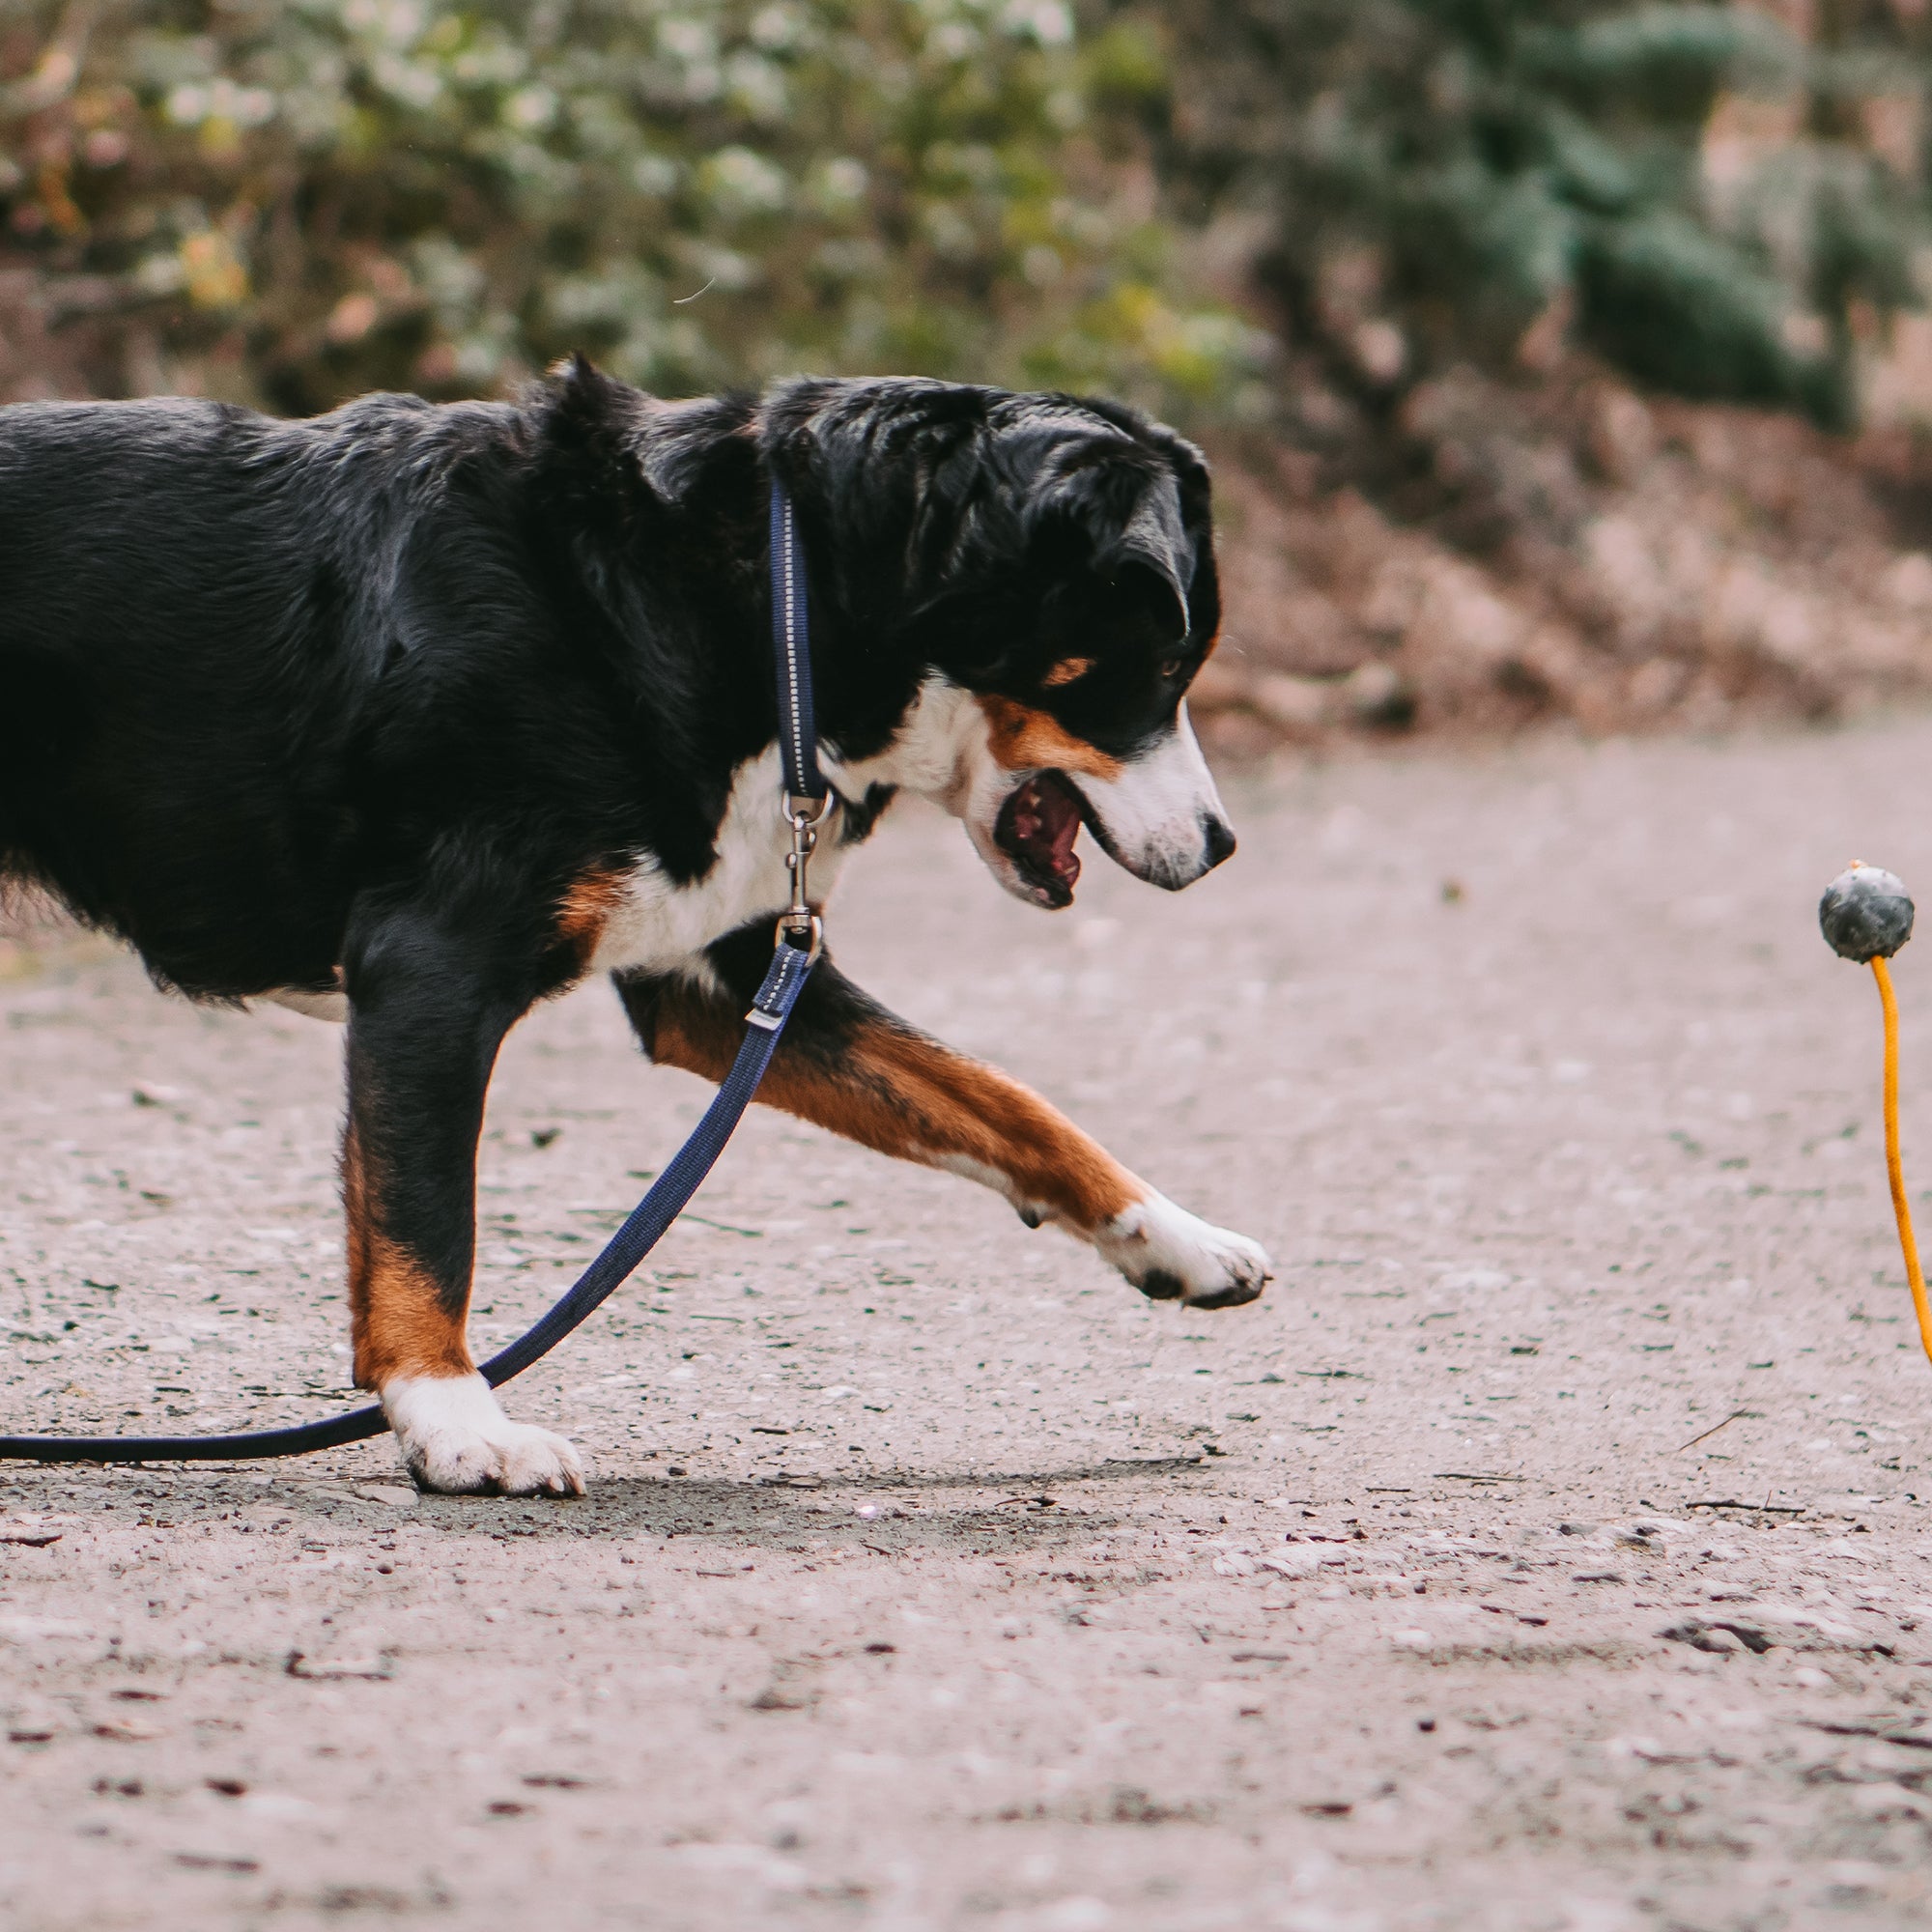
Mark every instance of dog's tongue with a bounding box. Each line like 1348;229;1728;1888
1009;774;1082;888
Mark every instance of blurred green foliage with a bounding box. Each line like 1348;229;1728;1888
0;0;1264;416
1162;0;1931;428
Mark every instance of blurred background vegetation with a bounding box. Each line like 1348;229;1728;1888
9;0;1932;744
0;0;1270;416
1166;0;1932;431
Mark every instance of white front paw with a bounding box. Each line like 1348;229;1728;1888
1095;1191;1272;1309
382;1374;585;1497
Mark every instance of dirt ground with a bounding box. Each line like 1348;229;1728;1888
11;720;1932;1930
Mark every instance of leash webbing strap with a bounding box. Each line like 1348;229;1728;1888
0;941;815;1463
478;941;810;1388
769;480;825;807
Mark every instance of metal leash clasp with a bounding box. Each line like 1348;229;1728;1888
778;790;827;963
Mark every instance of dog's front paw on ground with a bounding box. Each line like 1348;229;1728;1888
1097;1192;1272;1309
381;1374;585;1497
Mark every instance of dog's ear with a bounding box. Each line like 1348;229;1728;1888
1146;431;1217;649
1017;437;1194;641
1095;488;1190;639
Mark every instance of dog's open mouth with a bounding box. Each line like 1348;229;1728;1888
994;770;1085;908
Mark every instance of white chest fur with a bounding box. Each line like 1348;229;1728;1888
588;747;856;979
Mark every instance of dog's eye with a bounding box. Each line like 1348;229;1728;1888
1158;656;1186;679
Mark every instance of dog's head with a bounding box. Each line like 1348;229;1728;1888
775;381;1235;910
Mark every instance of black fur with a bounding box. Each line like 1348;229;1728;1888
0;364;1218;1342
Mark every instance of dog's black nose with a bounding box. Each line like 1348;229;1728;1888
1201;814;1236;870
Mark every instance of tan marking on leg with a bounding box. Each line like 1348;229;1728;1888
555;867;629;971
649;993;1141;1234
979;696;1123;782
1041;656;1094;688
343;1124;473;1389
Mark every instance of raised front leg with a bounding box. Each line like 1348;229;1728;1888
344;905;582;1495
615;930;1270;1308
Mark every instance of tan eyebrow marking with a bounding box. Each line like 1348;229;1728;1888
1041;656;1095;688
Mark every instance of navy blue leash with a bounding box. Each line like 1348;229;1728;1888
0;478;825;1464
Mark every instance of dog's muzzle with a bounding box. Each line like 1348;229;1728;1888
1062;706;1236;894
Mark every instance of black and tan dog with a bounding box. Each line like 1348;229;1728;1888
0;362;1271;1493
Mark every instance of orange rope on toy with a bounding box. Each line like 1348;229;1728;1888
1871;955;1932;1368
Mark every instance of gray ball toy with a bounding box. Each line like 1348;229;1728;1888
1819;864;1915;964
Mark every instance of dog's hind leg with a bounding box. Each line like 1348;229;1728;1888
343;906;583;1497
615;938;1270;1310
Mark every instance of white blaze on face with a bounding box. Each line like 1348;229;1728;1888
1070;701;1232;891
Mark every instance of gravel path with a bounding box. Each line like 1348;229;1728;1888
9;718;1932;1930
